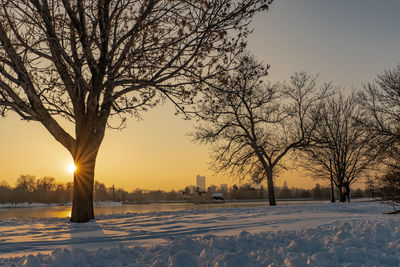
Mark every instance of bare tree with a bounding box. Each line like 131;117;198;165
301;93;375;202
375;165;400;212
16;175;36;192
358;64;400;164
0;0;272;222
357;64;400;207
192;55;330;205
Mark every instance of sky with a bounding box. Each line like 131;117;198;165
1;0;400;191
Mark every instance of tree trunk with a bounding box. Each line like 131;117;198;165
338;185;345;202
266;169;276;206
330;176;335;202
329;159;335;202
70;144;99;223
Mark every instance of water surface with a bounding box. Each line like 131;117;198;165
0;200;329;220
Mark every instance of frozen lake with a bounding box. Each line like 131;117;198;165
0;200;329;220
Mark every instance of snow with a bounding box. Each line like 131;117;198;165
0;201;399;266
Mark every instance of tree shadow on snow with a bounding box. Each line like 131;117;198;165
67;219;112;251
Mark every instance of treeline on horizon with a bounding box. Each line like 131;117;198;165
0;175;372;204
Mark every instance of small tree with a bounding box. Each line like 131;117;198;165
311;183;323;199
0;181;11;203
358;64;400;200
16;175;36;192
36;176;56;192
93;181;108;202
278;181;291;199
36;176;57;203
15;175;36;202
375;167;400;212
193;54;330;205
301;93;375;202
0;0;272;222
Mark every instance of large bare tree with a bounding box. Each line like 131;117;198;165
301;93;376;202
193;55;330;205
0;0;272;222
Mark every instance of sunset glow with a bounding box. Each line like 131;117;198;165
67;163;77;174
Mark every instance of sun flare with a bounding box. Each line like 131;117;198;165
67;163;77;174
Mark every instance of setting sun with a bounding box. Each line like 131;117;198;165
67;163;77;174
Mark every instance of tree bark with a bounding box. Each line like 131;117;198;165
266;169;276;206
338;185;345;202
330;176;335;202
329;159;335;202
70;143;100;223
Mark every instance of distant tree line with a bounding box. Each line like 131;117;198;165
0;176;373;204
0;175;208;204
226;182;370;201
275;181;369;200
0;175;72;204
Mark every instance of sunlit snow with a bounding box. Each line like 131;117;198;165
0;201;399;266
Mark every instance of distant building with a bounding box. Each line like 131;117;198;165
196;175;206;192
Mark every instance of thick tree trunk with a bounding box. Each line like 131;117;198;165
70;144;99;223
266;169;276;206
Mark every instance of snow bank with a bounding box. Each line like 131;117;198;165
1;218;399;267
0;201;399;266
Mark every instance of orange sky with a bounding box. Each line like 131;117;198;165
1;1;399;191
0;105;315;191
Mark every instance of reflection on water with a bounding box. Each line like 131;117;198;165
0;206;72;220
0;200;329;220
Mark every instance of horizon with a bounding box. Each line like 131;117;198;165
1;173;362;193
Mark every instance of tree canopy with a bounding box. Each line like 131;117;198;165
193;54;330;205
0;0;272;222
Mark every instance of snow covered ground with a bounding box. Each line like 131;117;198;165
0;201;399;266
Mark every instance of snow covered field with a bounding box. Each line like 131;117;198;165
0;201;399;266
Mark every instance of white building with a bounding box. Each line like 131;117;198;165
196;175;206;192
